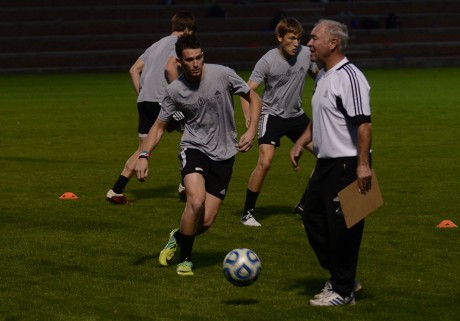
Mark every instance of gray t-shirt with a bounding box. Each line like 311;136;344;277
250;45;312;118
159;64;250;161
138;35;178;103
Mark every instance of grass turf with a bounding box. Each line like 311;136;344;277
0;68;459;320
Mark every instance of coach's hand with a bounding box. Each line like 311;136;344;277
357;165;372;194
290;143;303;171
135;158;149;181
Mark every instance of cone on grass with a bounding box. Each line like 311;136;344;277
59;192;78;200
436;220;457;228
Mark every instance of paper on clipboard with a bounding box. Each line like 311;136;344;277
338;170;383;228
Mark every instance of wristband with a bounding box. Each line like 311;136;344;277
139;150;150;160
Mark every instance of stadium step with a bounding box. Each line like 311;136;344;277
1;0;460;73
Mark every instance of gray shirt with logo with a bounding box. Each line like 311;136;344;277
249;45;312;118
159;64;250;161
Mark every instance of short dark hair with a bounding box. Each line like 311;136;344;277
171;11;198;33
175;33;201;59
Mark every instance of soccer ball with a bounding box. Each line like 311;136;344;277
222;248;261;286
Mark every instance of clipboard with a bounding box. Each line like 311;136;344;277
338;170;383;228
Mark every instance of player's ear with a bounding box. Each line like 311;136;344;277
276;34;283;43
329;38;338;50
176;57;181;67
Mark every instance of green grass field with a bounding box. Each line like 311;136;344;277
1;67;459;321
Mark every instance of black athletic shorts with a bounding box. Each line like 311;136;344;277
258;113;311;147
178;148;235;200
137;101;183;135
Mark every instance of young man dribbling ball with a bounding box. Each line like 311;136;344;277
135;34;261;276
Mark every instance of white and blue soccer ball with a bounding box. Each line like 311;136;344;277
223;248;261;286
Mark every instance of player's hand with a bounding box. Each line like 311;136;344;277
135;158;149;181
290;144;303;171
237;131;254;153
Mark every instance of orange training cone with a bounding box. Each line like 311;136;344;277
436;220;457;228
59;192;78;200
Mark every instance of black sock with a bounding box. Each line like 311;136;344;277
176;232;195;262
243;189;259;214
112;175;130;194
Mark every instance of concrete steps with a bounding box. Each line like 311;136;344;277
1;0;460;73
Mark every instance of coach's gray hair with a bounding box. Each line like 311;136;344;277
317;19;348;51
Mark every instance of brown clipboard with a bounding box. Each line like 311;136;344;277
338;170;383;228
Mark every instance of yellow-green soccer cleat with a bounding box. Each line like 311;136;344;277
176;260;194;276
159;228;178;266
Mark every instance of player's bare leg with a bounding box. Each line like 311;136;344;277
241;144;275;226
107;136;147;204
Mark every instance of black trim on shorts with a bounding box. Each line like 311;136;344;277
178;148;235;200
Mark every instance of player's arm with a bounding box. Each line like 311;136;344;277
240;80;259;128
135;119;168;181
129;58;144;95
356;122;372;193
290;121;313;171
238;88;261;152
165;56;180;84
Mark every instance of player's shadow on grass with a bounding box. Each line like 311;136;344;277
288;277;330;297
129;184;181;201
194;250;229;269
132;250;226;269
132;254;158;266
222;298;259;305
233;205;300;223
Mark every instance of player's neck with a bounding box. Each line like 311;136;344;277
278;47;294;61
184;64;205;83
324;54;345;71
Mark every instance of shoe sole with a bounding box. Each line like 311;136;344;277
309;301;356;306
107;196;128;205
309;298;355;306
177;270;194;276
241;222;262;227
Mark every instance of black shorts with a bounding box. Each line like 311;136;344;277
178;148;235;200
258;113;310;147
137;101;161;135
137;101;184;135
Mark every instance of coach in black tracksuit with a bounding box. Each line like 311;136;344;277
291;19;373;306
